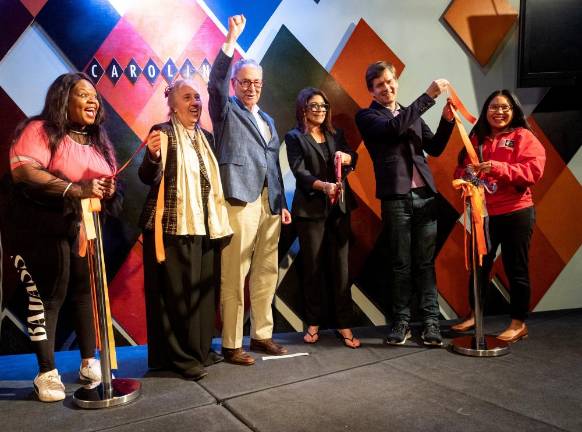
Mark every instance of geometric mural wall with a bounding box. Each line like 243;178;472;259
1;0;581;355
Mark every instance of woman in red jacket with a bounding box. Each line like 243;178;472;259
452;90;545;343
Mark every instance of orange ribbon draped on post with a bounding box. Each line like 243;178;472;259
80;198;117;369
72;131;170;369
452;178;488;268
446;86;488;267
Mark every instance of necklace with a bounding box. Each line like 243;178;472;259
68;128;88;135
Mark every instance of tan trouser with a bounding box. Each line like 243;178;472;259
220;188;281;349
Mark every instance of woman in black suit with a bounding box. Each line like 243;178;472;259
285;87;360;348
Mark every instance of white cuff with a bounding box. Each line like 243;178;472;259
222;42;235;57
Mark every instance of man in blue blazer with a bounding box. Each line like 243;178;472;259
355;61;454;347
208;15;292;365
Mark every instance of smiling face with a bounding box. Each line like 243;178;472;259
67;79;99;127
369;69;399;109
486;95;514;134
232;64;263;110
304;94;328;129
172;83;202;128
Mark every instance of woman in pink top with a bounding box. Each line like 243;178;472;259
9;72;117;402
452;90;545;343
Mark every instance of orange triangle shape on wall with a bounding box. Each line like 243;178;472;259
444;0;518;66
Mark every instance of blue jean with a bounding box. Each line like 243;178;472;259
381;187;439;324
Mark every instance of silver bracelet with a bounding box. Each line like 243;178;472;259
62;182;73;197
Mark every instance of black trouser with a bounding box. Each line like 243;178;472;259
295;207;354;329
143;231;216;378
469;206;535;321
14;234;95;373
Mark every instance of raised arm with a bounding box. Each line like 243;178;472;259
208;15;246;123
355;79;450;142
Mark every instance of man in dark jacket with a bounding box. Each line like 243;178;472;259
355;61;454;346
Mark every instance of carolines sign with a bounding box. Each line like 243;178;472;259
84;57;212;85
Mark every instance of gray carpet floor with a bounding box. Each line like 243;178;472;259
1;309;581;432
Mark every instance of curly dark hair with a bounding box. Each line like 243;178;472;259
294;87;336;134
12;72;116;170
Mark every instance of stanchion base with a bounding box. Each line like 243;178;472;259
451;335;510;357
73;378;141;409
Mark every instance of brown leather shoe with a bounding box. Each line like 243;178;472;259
497;324;528;343
221;347;255;366
250;338;288;355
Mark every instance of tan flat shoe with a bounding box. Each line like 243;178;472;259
497;325;528;343
451;318;475;332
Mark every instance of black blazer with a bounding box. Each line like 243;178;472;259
355;93;454;199
285;128;357;219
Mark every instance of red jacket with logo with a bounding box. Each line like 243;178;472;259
455;127;546;216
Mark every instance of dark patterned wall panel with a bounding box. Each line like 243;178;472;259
0;0;33;61
260;25;328;138
36;0;120;69
532;86;582;164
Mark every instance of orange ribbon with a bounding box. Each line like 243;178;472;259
447;84;477;125
452;179;488;267
446;89;487;267
154;132;168;263
108;140;148;178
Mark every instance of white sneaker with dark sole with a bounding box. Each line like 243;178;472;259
79;358;102;384
34;369;65;402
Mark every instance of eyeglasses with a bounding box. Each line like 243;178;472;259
234;79;263;90
488;104;513;113
306;103;330;112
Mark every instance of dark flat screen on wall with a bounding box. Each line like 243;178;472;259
518;0;582;87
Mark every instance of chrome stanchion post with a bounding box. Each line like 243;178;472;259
73;211;141;408
93;211;113;399
472;228;486;351
451;199;510;357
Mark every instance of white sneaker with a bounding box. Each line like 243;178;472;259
34;369;66;402
79;358;102;383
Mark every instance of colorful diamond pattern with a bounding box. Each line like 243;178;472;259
0;1;580;350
